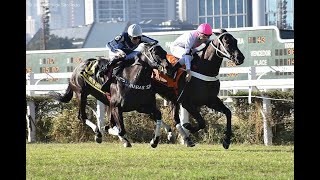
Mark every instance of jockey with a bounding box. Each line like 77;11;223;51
101;24;158;91
168;23;213;82
106;23;158;68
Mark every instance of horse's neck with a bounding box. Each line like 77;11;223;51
193;44;223;77
121;61;152;84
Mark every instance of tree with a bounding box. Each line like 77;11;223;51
26;33;77;50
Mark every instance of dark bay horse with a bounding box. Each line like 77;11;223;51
49;42;173;148
152;29;245;149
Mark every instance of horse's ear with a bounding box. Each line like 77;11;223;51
149;41;157;46
213;29;227;36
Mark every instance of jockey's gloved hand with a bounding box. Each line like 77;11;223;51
115;49;126;58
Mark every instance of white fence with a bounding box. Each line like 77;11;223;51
26;66;294;144
26;66;294;95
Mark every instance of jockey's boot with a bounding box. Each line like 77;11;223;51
167;62;182;80
101;57;126;92
101;78;112;92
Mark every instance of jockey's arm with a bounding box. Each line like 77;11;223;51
183;34;195;70
107;33;125;53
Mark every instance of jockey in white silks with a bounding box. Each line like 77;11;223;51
169;23;213;146
169;23;213;82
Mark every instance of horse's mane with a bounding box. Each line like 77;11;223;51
194;41;211;59
196;30;228;60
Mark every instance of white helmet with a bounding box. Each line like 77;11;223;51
127;24;142;37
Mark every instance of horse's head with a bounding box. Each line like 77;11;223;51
140;42;172;74
211;29;245;65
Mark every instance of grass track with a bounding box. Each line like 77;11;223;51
27;142;293;180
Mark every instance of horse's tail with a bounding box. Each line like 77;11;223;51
48;85;73;103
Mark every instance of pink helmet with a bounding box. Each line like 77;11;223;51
197;23;212;36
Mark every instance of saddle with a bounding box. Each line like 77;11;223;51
100;56;137;93
79;59;109;93
152;54;185;96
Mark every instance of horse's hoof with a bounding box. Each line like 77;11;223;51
150;136;160;148
185;137;195;147
222;138;230;149
121;137;132;148
123;142;132;148
95;130;102;143
167;132;176;143
95;136;102;143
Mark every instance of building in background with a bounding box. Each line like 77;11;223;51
93;0;176;25
198;0;293;30
27;0;294;45
26;16;36;38
265;0;293;29
177;0;198;24
84;0;94;25
26;0;42;39
48;0;86;29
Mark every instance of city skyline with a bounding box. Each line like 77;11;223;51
26;0;294;44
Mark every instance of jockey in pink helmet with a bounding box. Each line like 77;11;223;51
169;23;212;82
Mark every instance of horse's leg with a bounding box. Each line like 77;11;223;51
110;106;132;147
108;116;131;148
139;105;162;148
176;104;195;147
149;107;162;148
161;121;176;143
180;103;206;133
105;105;116;134
208;97;232;149
78;92;102;143
106;108;131;148
161;101;180;143
179;105;190;137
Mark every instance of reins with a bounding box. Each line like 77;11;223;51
142;44;166;72
176;81;189;103
114;43;165;90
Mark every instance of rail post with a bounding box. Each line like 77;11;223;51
248;67;256;104
26;72;35;96
262;97;273;145
26;101;36;143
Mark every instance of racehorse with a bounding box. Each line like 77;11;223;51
49;42;174;148
151;29;245;149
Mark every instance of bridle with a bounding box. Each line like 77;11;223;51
210;32;233;60
141;44;167;72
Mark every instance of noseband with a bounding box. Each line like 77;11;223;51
210;32;232;60
142;44;166;72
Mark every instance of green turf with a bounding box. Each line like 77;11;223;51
26;143;294;180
